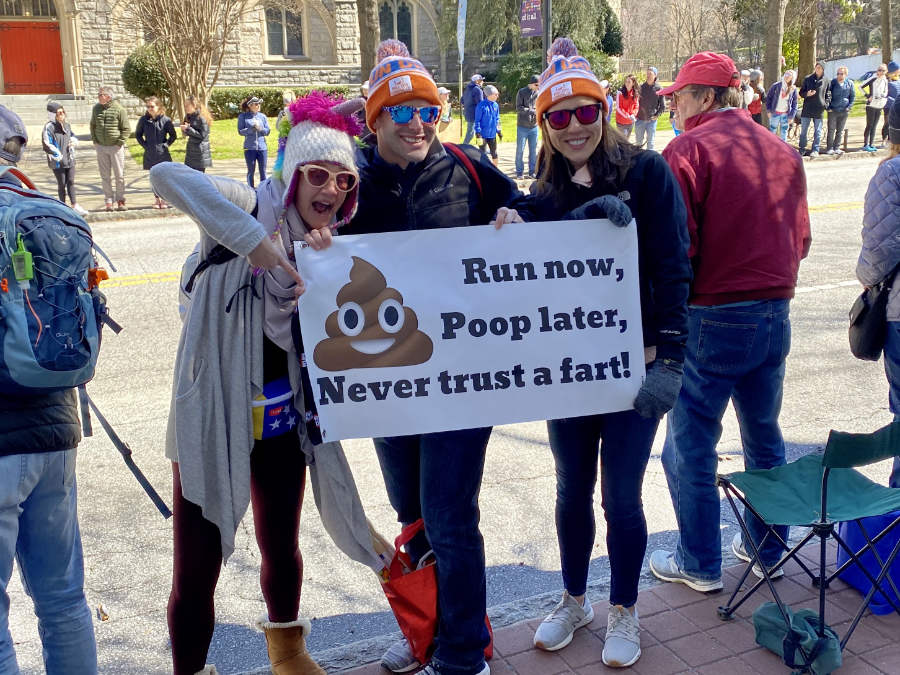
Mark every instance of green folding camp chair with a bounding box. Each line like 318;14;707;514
715;419;900;668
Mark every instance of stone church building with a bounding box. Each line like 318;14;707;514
0;0;458;98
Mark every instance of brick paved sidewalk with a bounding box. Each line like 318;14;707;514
343;555;900;675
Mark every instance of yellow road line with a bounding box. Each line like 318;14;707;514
808;201;862;213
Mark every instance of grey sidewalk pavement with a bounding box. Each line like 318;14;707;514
11;111;888;224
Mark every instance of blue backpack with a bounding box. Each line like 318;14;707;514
0;166;116;394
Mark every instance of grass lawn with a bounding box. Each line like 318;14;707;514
127;117;278;166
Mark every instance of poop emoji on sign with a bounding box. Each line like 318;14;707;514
313;257;434;371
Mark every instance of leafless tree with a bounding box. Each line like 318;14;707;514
666;0;711;72
764;0;789;91
120;0;252;119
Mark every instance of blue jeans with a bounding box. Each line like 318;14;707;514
244;148;267;187
0;450;97;674
769;113;789;141
463;118;476;145
548;409;658;607
799;117;823;152
375;427;491;674
662;300;792;580
514;126;538;176
883;322;900;487
634;119;659;150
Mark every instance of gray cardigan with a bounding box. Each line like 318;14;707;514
857;156;900;322
150;162;382;570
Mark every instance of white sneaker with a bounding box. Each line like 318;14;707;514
825;148;835;155
602;605;641;667
380;637;420;673
648;550;723;592
72;203;89;215
809;151;819;158
533;591;594;651
731;532;785;579
419;664;489;675
835;148;844;156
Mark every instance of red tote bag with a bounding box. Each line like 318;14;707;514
381;518;493;665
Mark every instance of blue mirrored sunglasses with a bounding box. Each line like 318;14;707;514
383;104;441;125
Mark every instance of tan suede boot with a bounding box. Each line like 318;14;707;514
256;616;326;675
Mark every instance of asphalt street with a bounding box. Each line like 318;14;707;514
6;154;896;674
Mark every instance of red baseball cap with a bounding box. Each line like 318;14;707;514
658;52;740;96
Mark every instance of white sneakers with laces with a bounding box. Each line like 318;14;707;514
533;591;594;651
380;636;420;673
602;604;641;667
418;665;489;675
731;532;785;580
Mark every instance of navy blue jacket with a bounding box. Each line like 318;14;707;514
826;78;855;112
508;151;691;363
462;81;484;122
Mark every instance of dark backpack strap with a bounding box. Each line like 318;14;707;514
444;142;483;199
183;244;239;294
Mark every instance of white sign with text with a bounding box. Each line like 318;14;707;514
295;219;645;441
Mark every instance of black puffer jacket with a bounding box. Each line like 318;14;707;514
135;113;177;170
182;111;212;170
0;389;81;456
509;151;692;363
347;141;521;234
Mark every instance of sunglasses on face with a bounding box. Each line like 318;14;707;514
298;164;358;192
542;103;604;131
382;104;441;125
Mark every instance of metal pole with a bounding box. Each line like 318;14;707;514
542;0;552;70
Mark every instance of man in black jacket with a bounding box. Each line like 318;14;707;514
798;62;827;157
635;67;666;150
349;41;520;675
514;75;539;179
0;105;97;674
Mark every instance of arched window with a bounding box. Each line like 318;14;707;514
0;0;56;18
265;4;304;57
379;0;412;50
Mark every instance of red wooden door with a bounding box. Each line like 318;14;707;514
0;22;65;93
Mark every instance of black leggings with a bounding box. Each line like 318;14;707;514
864;106;882;146
480;136;498;159
167;433;307;674
52;166;76;204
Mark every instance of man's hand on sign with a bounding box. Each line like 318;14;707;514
304;226;334;251
491;207;524;229
564;195;632;227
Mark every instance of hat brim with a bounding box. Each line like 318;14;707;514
657;83;681;96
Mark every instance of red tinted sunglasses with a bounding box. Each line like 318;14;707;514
542;103;604;130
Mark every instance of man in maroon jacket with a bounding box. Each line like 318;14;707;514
647;52;812;593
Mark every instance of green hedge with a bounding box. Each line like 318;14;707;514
495;49;618;104
208;85;352;119
122;45;171;108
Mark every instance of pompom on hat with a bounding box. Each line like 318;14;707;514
274;90;363;227
364;39;441;132
536;39;606;122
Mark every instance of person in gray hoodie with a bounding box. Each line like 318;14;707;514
150;92;372;675
856;99;900;488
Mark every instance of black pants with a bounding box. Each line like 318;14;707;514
883;106;893;141
52;166;76;204
864;106;882;146
480;136;497;159
751;113;763;125
826;111;849;151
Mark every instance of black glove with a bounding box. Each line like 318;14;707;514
633;359;683;419
563;195;632;227
497;130;503;140
476;133;482;141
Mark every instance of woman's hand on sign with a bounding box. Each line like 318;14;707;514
304;226;334;251
248;236;304;287
492;207;523;230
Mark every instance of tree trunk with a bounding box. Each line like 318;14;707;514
798;25;816;80
357;0;380;77
764;0;789;90
855;27;871;55
883;0;893;62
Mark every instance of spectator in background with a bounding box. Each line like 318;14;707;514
135;96;177;209
0;104;98;675
615;75;639;140
462;73;485;144
739;70;754;109
42;102;88;215
181;95;213;172
766;70;798;141
635;67;665;150
857;98;900;489
651;51;810;594
89;85;129;211
515;75;539;179
275;89;296;130
798;62;827;157
748;70;765;125
861;64;889;151
882;61;900;146
475;84;501;165
238;96;270;186
825;65;854;155
438;86;453;123
599;79;614;123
